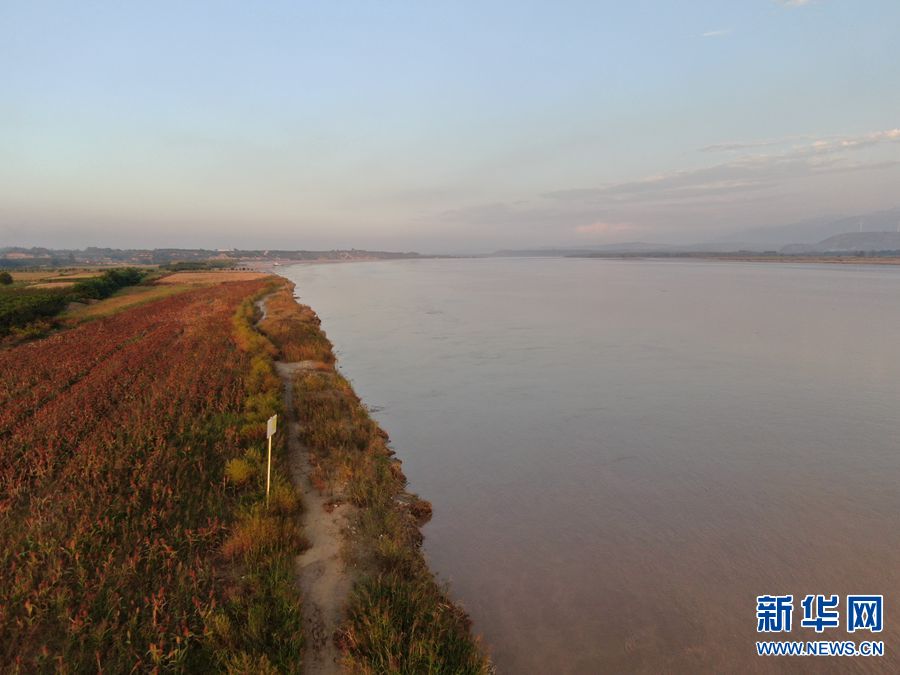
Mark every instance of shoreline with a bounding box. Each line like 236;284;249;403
256;280;490;672
572;254;900;265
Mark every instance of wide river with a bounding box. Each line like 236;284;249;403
281;258;900;673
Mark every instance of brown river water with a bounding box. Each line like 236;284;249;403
281;258;900;673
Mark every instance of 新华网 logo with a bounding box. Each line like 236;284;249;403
756;594;883;633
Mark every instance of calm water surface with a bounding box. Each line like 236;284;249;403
282;258;900;673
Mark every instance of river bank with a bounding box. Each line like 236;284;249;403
256;281;490;673
574;253;900;265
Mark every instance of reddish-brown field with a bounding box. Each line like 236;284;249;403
156;270;271;285
0;274;485;673
0;279;287;671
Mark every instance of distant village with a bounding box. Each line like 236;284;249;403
0;247;425;268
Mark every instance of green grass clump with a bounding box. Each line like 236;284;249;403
345;574;487;674
225;457;255;486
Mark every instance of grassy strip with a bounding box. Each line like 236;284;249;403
204;283;307;673
262;284;490;674
64;284;192;321
257;289;335;364
8;270;104;283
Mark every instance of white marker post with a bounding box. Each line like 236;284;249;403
266;414;277;507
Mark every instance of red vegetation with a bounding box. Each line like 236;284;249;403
0;280;268;671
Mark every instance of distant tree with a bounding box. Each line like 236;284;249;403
0;271;12;285
70;267;145;300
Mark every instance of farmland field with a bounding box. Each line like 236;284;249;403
63;284;192;320
9;271;104;283
0;276;304;672
156;271;271;285
0;269;486;673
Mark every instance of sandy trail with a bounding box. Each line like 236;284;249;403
258;296;354;675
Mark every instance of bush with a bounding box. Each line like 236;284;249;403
70;267;145;300
0;271;11;285
0;287;69;335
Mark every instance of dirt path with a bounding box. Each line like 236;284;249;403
258;296;354;674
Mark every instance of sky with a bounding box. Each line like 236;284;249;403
2;1;899;253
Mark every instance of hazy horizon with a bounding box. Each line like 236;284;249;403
3;1;899;253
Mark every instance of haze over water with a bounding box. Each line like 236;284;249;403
283;258;900;673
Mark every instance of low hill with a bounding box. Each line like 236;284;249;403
720;207;900;247
781;231;900;254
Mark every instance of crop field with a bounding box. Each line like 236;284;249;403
30;281;78;289
9;271;104;283
1;268;148;340
0;273;485;673
0;277;303;672
63;284;192;321
157;271;271;285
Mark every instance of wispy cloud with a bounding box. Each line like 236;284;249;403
437;128;900;237
775;0;814;6
701;28;732;38
700;137;802;152
809;128;900;151
547;129;900;205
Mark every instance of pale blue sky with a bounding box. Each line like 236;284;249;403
2;1;898;251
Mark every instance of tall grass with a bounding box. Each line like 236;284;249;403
256;287;335;364
207;283;307;673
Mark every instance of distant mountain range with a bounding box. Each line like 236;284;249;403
782;231;900;254
493;207;900;257
492;241;762;257
717;207;900;247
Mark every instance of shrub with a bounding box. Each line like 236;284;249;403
70;267;145;301
0;287;68;335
